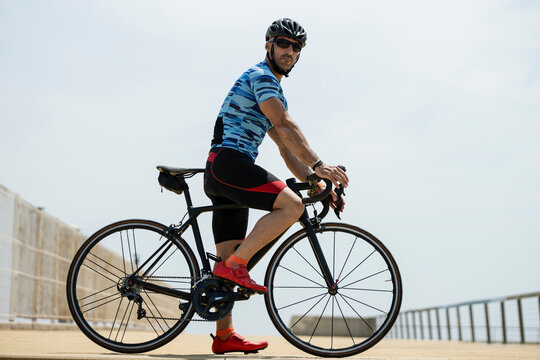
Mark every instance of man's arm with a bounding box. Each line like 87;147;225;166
268;127;311;181
260;97;349;188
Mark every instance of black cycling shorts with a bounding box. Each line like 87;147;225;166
204;147;287;244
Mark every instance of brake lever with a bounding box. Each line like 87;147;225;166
334;165;347;220
334;186;345;219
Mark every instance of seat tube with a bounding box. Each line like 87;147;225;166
300;217;334;289
189;215;211;271
183;187;212;272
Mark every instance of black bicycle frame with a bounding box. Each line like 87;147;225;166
132;177;336;301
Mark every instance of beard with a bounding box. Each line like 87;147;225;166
277;55;294;71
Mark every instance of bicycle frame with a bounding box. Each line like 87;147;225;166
132;176;336;301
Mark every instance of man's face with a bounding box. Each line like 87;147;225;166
266;36;302;72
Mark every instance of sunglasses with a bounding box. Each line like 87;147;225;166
273;38;302;52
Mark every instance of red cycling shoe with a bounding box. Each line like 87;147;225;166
211;333;268;354
213;261;267;293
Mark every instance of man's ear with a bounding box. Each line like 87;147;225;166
265;40;271;53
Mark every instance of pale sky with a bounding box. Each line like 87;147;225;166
1;0;539;335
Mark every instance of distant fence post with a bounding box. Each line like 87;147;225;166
405;311;410;339
427;309;433;340
517;298;525;344
419;310;424;339
457;306;462;341
469;304;475;342
485;302;491;344
501;301;507;344
446;307;451;340
412;311;417;339
436;308;441;340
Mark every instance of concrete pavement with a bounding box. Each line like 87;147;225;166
0;330;539;360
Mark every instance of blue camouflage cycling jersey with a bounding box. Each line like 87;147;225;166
211;60;288;161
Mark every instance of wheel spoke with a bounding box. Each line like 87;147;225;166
336;236;358;282
82;263;117;284
289;293;328;330
145;315;160;336
309;295;332;342
331;296;335;349
338;293;376;334
335;296;356;344
341;269;389;288
79;284;116;302
82;294;122;314
277;292;327;311
340;292;387;315
291;247;324;281
108;297;124;339
273;286;326;289
89;252;126;276
143;290;171;332
86;255;123;279
126;230;135;274
80;292;119;309
132;228;139;268
121;301;136;342
278;265;326;288
342;287;393;292
339;249;376;284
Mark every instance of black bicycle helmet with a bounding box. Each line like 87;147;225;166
265;18;307;48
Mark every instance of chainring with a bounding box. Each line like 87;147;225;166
192;278;234;321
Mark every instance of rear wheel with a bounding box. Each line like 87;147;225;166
265;223;402;357
66;220;200;353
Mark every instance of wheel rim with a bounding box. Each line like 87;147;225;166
67;221;199;352
265;224;402;356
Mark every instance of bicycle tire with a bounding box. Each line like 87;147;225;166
66;219;200;353
265;222;402;357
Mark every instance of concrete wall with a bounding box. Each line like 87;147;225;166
0;184;182;330
0;184;86;322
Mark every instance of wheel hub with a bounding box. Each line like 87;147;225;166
328;282;339;295
117;276;141;300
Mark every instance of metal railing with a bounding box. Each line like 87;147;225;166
383;292;540;344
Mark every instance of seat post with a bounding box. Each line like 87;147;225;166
182;182;194;208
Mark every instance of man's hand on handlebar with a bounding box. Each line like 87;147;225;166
315;181;346;214
314;163;349;189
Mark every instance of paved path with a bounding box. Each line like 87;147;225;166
0;330;539;360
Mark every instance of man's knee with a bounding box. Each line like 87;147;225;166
290;197;305;219
274;188;305;220
281;194;304;221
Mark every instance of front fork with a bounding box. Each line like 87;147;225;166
300;214;338;294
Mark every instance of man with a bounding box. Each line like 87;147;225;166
204;18;349;354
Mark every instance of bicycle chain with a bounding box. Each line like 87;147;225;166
144;315;216;322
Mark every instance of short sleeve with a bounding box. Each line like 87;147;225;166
251;71;282;105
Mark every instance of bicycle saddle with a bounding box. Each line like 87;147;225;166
156;165;205;177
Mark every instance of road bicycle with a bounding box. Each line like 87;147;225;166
66;165;402;357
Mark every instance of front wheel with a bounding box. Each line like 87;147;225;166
265;223;402;357
66;219;200;353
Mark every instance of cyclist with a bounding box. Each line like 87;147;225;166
204;18;349;354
